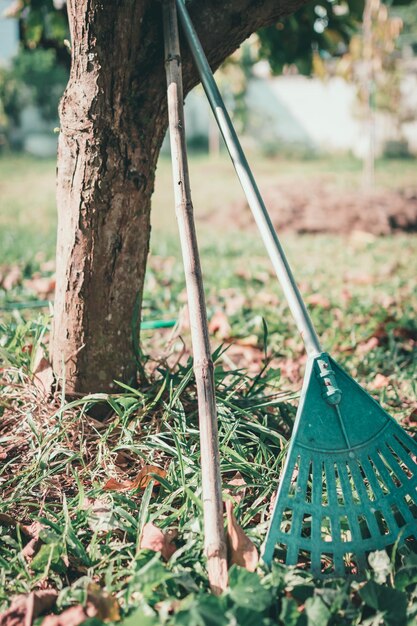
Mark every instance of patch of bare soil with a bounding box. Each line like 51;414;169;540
233;182;417;235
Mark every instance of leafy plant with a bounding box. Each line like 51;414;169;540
0;48;68;125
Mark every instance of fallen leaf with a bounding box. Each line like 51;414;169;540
21;537;40;562
405;408;417;424
345;271;374;286
86;498;119;532
233;335;259;348
103;465;166;492
1;265;21;291
371;373;390;390
87;583;120;623
356;336;379;356
140;522;177;560
41;605;88;626
209;310;231;339
41;585;120;625
225;500;258;572
32;347;54;396
24;275;56;299
0;513;17;527
0;590;57;626
306;293;331;309
225;472;246;505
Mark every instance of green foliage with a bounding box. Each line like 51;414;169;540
0;48;68;124
10;0;69;61
258;0;416;76
258;0;365;76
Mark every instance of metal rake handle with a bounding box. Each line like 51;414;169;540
175;0;322;358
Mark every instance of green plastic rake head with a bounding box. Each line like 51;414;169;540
262;352;417;577
175;0;417;578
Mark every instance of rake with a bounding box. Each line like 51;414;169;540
175;0;417;578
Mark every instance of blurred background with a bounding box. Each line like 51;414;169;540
0;0;416;407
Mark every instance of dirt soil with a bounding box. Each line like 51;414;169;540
233;181;417;235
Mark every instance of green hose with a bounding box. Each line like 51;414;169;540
0;300;177;330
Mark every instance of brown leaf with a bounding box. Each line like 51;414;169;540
209;310;231;339
87;584;120;623
0;590;57;626
41;605;88;626
139;522;177;560
0;513;17;527
21;520;45;540
21;537;40;562
1;265;22;291
356;336;379;356
32;347;54;396
305;293;331;309
42;585;120;626
371;373;390;390
103;465;166;492
406;408;417;424
24;275;56;299
225;472;246;506
233;335;259;348
19;521;45;564
225;500;258;572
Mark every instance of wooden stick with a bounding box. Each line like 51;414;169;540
162;0;228;594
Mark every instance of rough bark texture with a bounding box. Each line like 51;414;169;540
53;0;310;395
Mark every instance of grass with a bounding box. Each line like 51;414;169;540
0;152;417;624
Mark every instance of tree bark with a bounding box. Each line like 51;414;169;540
52;0;310;395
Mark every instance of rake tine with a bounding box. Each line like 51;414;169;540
286;455;312;565
311;460;323;574
377;446;408;487
370;452;417;526
324;460;344;575
349;459;399;539
359;454;410;528
385;439;417;478
390;435;417;473
337;462;371;544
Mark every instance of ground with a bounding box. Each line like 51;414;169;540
0;153;417;624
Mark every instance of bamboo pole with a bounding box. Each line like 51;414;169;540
162;0;228;594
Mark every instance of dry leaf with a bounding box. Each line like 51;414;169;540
345;271;374;286
306;293;331;309
86;498;119;532
1;265;22;291
140;522;177;560
21;537;40;561
0;590;57;626
371;373;390;390
209;310;231;339
41;585;119;626
103;464;166;492
24;275;56;299
234;335;259;348
41;605;88;626
405;408;417;424
225;472;246;505
356;336;379;356
225;500;258;572
87;584;120;623
32;347;54;396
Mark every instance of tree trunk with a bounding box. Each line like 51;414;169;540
52;0;309;395
52;1;167;394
